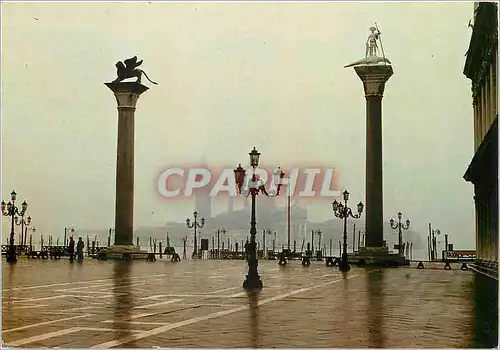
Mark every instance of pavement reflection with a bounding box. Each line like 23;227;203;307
247;290;260;348
366;269;385;348
1;259;497;348
113;261;134;343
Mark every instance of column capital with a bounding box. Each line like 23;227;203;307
354;64;394;97
105;82;149;109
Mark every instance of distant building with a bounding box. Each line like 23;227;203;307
194;189;212;219
463;2;498;278
194;157;212;219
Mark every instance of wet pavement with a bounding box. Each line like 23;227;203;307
2;258;498;348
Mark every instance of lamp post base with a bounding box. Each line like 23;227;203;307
243;274;263;290
6;253;17;263
339;260;350;272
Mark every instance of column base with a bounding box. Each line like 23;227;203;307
98;245;149;260
243;274;263;290
354;246;406;267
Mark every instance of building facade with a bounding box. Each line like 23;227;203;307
463;2;498;278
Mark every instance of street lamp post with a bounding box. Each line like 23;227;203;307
186;211;205;259
316;230;323;258
217;229;220;258
263;229;272;257
219;228;227;258
1;191;28;263
29;227;36;251
273;231;277;252
332;190;364;272
64;227;75;248
310;230;315;253
15;214;32;247
234;147;285;290
389;212;410;256
432;229;440;261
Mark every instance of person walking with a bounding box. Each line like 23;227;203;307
76;237;84;261
68;236;75;262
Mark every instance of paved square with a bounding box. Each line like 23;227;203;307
2;258;496;348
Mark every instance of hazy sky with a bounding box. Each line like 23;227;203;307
1;2;476;248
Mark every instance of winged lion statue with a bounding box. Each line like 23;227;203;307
113;56;158;85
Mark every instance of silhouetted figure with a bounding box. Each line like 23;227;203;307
76;237;84;261
171;249;181;262
68;237;75;262
244;239;249;261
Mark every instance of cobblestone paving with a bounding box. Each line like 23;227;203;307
2;258;497;348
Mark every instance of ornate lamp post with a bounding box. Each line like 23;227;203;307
1;191;28;263
262;229;273;255
317;230;322;255
216;228;226;258
432;229;440;261
29;227;36;251
15;214;32;247
332;190;363;272
64;227;75;248
389;212;410;256
186;211;205;259
234;147;284;290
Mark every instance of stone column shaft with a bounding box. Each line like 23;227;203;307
365;95;383;247
115;107;135;245
105;82;149;246
354;64;393;248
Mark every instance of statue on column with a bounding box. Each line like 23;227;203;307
366;26;381;57
344;25;392;68
112;56;158;85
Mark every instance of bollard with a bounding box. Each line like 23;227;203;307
171;252;181;262
460;262;468;271
444;261;452;270
417;261;424;269
278;253;287;266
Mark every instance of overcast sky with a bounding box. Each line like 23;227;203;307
1;2;476;248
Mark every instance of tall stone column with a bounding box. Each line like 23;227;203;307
344;26;399;265
354;64;393;247
354;65;393;248
105;82;149;248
